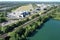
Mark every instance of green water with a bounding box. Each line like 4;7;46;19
29;19;60;40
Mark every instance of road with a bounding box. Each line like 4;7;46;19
1;20;18;26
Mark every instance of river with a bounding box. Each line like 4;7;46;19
29;19;60;40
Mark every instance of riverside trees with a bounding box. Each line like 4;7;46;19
49;6;60;20
0;5;57;40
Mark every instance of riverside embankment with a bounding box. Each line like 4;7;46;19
0;6;58;40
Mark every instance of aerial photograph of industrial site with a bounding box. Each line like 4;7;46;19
0;0;60;40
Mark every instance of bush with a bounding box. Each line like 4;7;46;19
0;17;7;23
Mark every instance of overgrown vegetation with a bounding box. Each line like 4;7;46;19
50;6;60;20
0;12;7;23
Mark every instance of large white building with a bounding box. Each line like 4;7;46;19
7;12;22;19
7;4;34;19
7;11;31;19
36;4;52;10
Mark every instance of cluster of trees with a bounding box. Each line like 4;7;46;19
0;17;7;23
1;18;30;33
31;14;39;19
8;15;50;40
1;13;40;34
8;17;42;40
0;12;7;23
49;6;60;19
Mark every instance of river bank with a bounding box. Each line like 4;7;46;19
29;19;60;40
7;6;58;40
51;6;60;20
25;6;60;40
0;5;58;40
